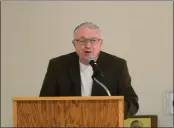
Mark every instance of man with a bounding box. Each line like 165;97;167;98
39;22;139;119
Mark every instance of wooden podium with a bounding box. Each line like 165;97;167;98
12;96;124;127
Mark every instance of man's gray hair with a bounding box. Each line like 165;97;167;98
73;22;101;38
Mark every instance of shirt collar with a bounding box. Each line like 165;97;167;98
79;61;92;72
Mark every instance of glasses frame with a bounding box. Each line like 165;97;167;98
74;38;101;45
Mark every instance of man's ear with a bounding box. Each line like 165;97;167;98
100;39;103;45
72;40;75;46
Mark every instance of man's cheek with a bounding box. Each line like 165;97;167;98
93;48;98;56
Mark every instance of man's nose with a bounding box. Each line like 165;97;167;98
85;41;92;48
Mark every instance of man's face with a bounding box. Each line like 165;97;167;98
130;122;143;128
72;27;103;64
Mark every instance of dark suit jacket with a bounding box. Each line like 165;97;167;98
40;51;139;119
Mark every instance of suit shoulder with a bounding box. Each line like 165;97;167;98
101;51;126;64
48;52;77;65
49;52;77;61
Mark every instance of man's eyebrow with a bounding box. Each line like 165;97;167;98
76;36;85;39
76;37;99;39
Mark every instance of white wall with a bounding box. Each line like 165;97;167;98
1;1;173;127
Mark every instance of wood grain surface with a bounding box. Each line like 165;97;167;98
14;99;123;127
12;96;123;101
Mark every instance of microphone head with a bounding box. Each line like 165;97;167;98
88;57;104;78
88;57;95;64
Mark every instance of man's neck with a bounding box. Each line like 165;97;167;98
79;59;89;65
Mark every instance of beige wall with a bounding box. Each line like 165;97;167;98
1;1;173;127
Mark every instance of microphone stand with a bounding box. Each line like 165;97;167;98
93;77;111;96
92;72;111;96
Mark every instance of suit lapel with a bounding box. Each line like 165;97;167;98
69;53;81;96
91;52;108;96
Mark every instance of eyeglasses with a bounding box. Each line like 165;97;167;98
74;38;101;45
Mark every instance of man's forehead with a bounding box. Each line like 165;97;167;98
75;27;101;38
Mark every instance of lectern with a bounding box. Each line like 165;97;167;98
12;96;124;127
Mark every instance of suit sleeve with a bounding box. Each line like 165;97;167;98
118;60;139;119
39;59;59;96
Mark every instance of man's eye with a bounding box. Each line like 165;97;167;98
91;40;97;42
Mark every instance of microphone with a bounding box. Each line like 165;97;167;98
88;57;111;96
88;58;104;78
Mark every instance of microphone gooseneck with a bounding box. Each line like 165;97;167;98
88;57;111;96
93;77;111;96
88;58;104;78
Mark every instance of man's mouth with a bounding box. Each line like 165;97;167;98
85;51;91;54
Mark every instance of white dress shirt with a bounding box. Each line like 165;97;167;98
79;62;93;96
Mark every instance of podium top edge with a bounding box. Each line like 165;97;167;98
12;96;124;101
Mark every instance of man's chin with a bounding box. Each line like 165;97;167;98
79;57;91;64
